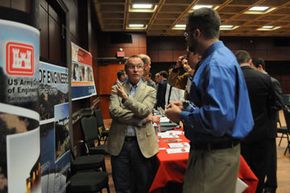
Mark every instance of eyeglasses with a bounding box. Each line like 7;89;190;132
127;64;144;70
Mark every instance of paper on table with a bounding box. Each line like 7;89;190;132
160;117;170;123
166;147;190;154
169;130;183;135
158;130;184;138
168;142;190;148
158;132;178;138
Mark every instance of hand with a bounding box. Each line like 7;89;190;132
166;101;183;110
151;115;160;124
165;103;182;123
116;83;128;100
145;114;160;124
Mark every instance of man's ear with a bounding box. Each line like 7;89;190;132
248;59;253;66
194;28;201;38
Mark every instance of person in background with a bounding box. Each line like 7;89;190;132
235;50;276;193
158;71;168;83
154;72;161;84
252;57;283;193
144;72;156;89
107;55;158;193
139;54;156;89
184;51;202;100
156;71;169;109
116;70;127;84
165;8;253;193
168;55;194;90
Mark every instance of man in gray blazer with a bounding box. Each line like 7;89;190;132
107;55;159;193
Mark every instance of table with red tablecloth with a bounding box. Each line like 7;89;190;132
149;130;258;193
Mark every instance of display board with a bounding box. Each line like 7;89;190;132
39;61;70;193
71;42;96;100
0;19;40;193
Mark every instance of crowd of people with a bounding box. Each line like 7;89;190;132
107;7;284;193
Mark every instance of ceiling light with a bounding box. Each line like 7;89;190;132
127;24;147;30
172;24;186;30
129;24;144;28
132;3;153;9
257;26;281;31
192;4;213;10
244;6;275;14
130;3;157;12
262;26;274;29
220;25;239;30
249;6;269;11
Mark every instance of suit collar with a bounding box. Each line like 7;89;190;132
123;80;145;96
123;80;146;99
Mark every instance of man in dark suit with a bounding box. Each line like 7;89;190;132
252;58;283;193
235;50;276;193
156;70;168;109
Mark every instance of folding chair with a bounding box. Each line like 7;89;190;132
94;108;109;143
276;117;289;146
282;107;290;155
70;143;106;174
80;115;107;155
67;171;110;193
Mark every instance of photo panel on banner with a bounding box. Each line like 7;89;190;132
39;61;70;193
71;42;97;100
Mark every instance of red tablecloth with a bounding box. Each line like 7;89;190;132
149;131;258;193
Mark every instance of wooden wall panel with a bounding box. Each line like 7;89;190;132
97;63;125;94
40;0;47;10
147;36;290;93
148;36;290;62
0;0;10;7
0;0;31;12
98;33;147;57
48;8;62;65
65;0;78;43
11;0;31;13
96;63;125;119
39;5;49;59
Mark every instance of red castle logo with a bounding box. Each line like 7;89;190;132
6;42;34;76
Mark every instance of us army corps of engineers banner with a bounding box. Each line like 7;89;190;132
0;19;40;193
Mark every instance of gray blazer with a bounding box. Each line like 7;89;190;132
107;81;159;158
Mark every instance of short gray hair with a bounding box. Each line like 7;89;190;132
124;55;144;70
138;54;151;65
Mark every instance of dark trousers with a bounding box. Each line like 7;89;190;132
111;138;156;193
264;138;277;192
241;140;268;193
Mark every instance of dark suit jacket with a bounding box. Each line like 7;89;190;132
268;76;283;136
241;66;276;141
156;79;168;109
270;77;283;111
